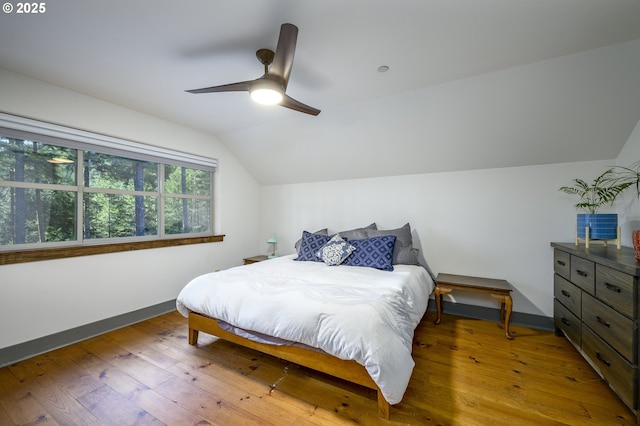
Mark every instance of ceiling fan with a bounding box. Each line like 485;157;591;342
186;23;320;116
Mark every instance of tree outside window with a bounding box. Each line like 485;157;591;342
0;135;214;250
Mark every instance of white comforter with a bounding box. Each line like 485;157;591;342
176;255;433;404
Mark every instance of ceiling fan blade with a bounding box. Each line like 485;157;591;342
269;23;298;89
280;94;321;116
186;80;252;94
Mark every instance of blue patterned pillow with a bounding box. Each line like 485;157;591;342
342;235;397;271
316;234;356;266
295;231;332;262
294;228;327;251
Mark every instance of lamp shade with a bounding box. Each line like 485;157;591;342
266;237;278;258
250;80;284;105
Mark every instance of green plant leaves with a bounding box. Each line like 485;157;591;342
559;168;635;214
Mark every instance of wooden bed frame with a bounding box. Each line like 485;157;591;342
188;311;391;419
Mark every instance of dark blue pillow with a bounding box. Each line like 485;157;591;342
295;231;332;262
343;235;396;271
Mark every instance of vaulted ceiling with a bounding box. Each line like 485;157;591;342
1;1;640;184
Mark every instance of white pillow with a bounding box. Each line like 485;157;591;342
316;234;356;266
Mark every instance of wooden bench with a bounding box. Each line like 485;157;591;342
434;273;514;339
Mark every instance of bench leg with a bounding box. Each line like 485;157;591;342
434;286;452;325
503;295;513;340
492;294;514;340
434;287;442;325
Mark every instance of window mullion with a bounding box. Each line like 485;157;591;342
159;193;210;200
158;163;165;238
77;149;84;244
83;187;158;197
0;181;78;191
210;172;215;235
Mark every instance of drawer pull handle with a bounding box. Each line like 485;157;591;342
596;316;610;328
604;282;622;293
576;270;588;277
561;317;570;326
595;351;611;367
561;290;571;298
556;260;566;266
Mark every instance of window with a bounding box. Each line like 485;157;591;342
0;113;217;252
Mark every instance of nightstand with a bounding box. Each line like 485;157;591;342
243;255;269;265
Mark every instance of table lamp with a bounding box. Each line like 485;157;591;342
267;237;277;258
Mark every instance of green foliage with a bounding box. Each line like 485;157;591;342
1;136;212;247
607;161;640;199
0;138;78;244
559;168;633;214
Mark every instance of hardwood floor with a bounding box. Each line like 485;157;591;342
0;310;635;425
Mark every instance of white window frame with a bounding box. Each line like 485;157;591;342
0;112;217;251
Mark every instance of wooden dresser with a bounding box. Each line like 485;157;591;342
552;242;640;417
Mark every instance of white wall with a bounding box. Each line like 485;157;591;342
260;160;614;318
0;69;261;349
2;62;636;349
615;118;640;247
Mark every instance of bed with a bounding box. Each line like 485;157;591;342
176;224;434;419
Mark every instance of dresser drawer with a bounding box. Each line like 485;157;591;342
554;274;581;318
582;293;635;363
553;249;571;280
581;326;636;410
570;255;595;294
554;299;581;346
596;265;636;319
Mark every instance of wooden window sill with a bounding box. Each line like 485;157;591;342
0;235;225;265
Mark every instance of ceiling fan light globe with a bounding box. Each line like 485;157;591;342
250;87;283;105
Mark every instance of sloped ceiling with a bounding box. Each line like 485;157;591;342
1;0;639;185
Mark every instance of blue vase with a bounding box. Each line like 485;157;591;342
577;214;618;239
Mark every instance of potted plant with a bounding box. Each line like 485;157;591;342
559;168;633;240
606;161;640;259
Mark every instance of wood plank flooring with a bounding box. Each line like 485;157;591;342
0;310;635;425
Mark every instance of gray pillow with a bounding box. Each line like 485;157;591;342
366;223;420;265
294;228;328;251
338;222;377;240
